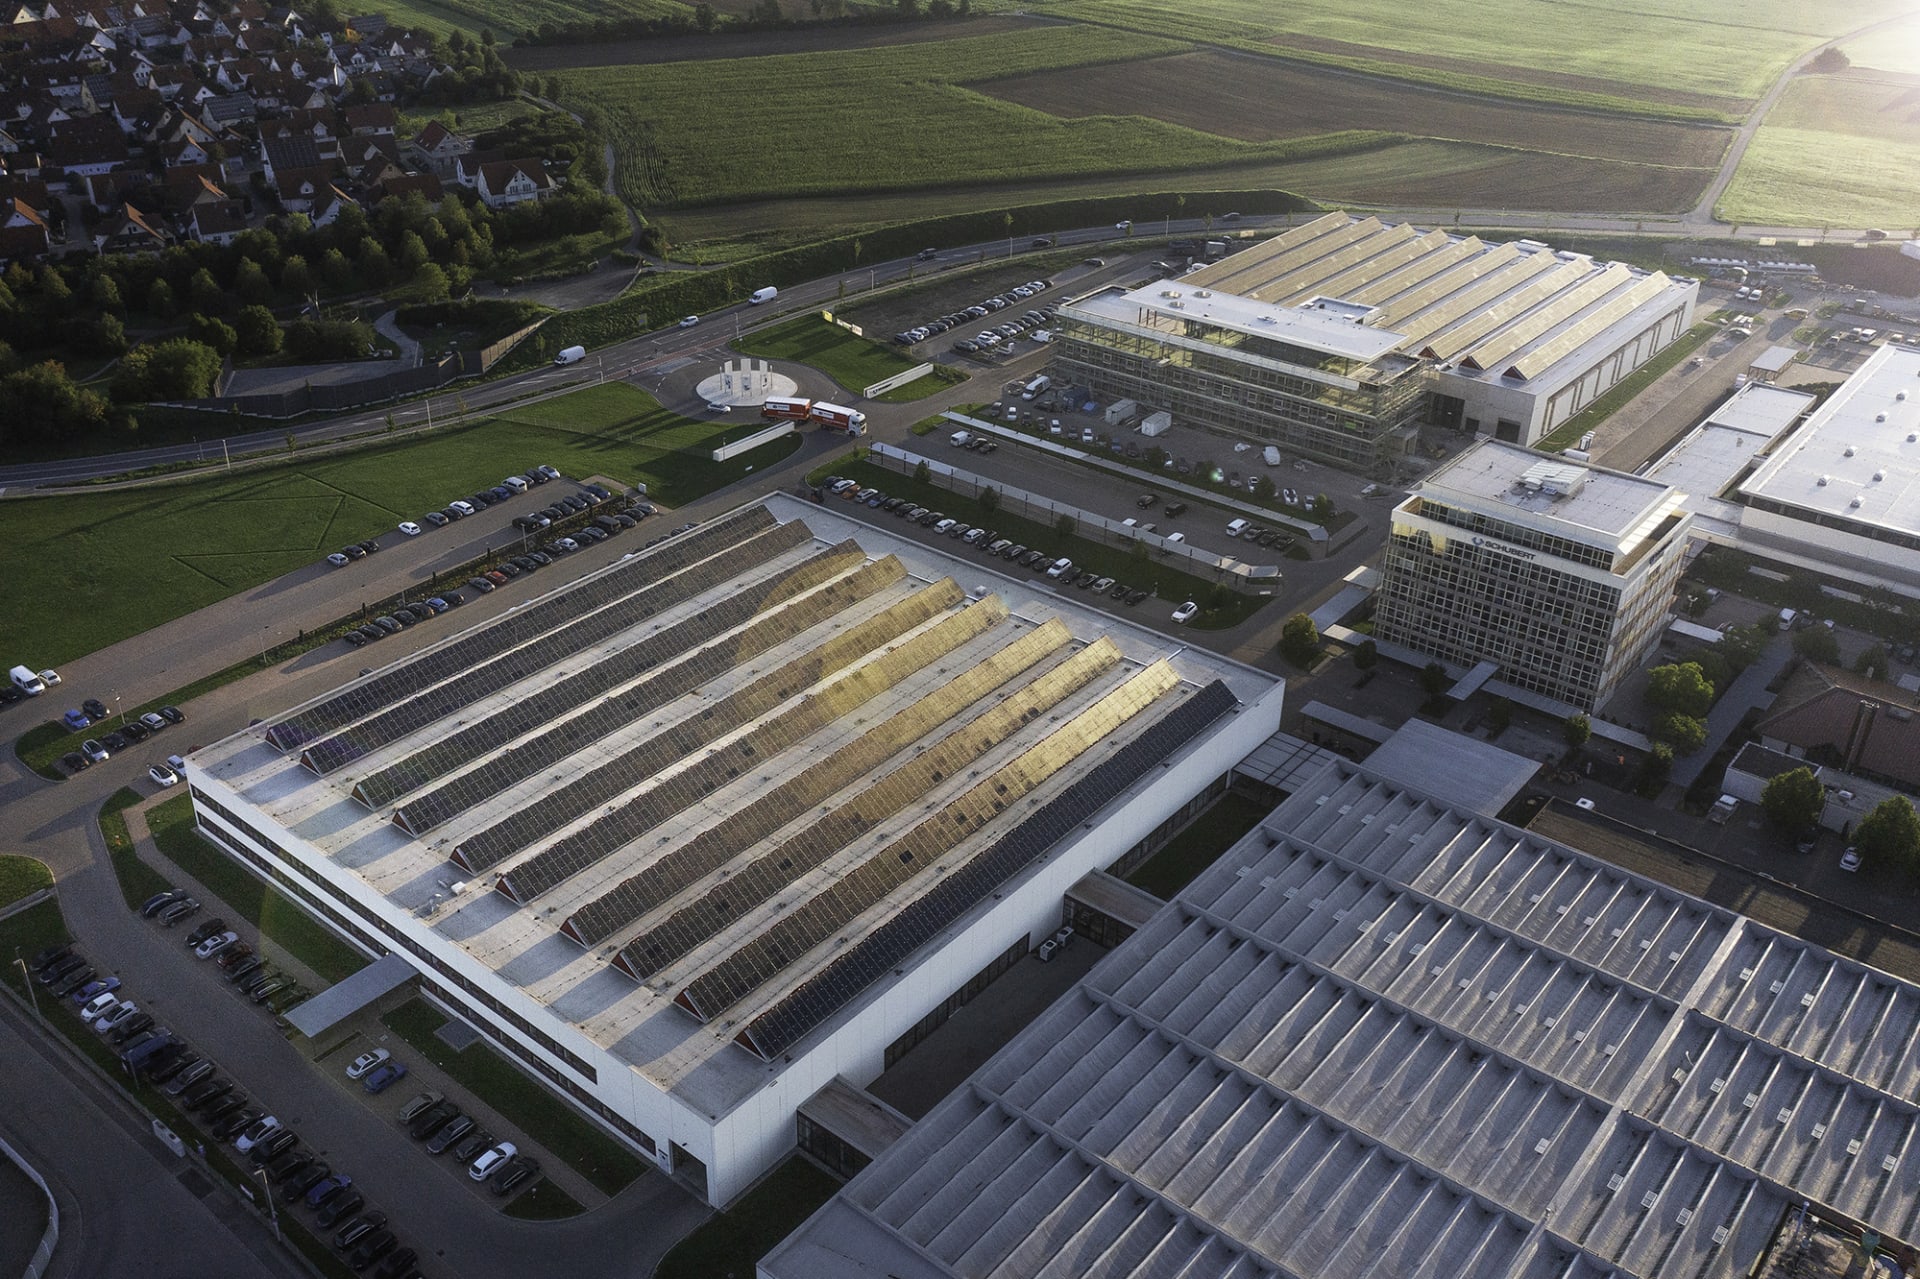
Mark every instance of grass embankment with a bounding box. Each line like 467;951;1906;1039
146;795;367;985
734;314;959;400
810;454;1267;629
380;997;649;1197
1534;321;1718;454
653;1157;841;1279
1125;792;1272;900
0;383;794;672
0;855;52;908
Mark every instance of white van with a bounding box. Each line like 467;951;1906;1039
749;286;778;305
1021;375;1050;400
950;430;972;447
1225;518;1250;538
553;345;586;365
9;665;46;696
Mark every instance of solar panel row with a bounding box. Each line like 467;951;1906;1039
497;596;1012;905
267;505;779;751
677;659;1181;1022
572;620;1079;948
611;634;1122;978
302;518;815;775
452;578;967;874
393;550;897;836
738;679;1239;1059
355;535;864;811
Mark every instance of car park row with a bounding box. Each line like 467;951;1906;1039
895;279;1054;354
62;701;188;778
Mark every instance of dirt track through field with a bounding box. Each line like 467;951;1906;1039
983;49;1732;170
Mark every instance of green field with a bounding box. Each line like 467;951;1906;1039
0;855;52;908
735;314;947;398
0;385;798;668
654;1157;840;1279
557;27;1378;210
1721;73;1920;227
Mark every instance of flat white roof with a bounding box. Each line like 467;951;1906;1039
1740;342;1920;539
1704;381;1815;436
1070;281;1407;363
195;496;1273;1120
1418;438;1680;543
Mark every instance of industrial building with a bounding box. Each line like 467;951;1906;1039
766;757;1920;1279
183;496;1283;1207
1050;212;1697;469
1734;341;1920;595
1375;440;1692;712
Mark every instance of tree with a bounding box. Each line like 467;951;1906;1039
1719;623;1768;671
1761;766;1825;833
1420;661;1449;696
1793;625;1840;665
1647;662;1714;718
1639;742;1673;792
979;487;1000;514
146;277;176;319
187;313;237;356
913;459;929;484
694;1;716;29
1854;798;1920;873
233;258;273;305
1310;493;1334;521
112;338;222;401
1653;712;1707;755
1564;713;1591;750
1279;613;1319;667
1352;638;1377;671
1809;47;1851;73
1855;643;1890;681
408;263;451;304
1252;475;1275;501
1487;696;1512;733
234;305;282;358
1054;513;1075;539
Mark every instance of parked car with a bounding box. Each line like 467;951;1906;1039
62;708;91;730
361;1060;409;1093
406;1100;458;1141
184;917;228;946
489;1156;540;1196
60;751;89;773
448;1129;495;1165
397;521;422;536
71;976;121;1005
82;698;108;720
157;897;200;927
426;1112;477;1154
316;1190;365;1229
348;1228;397;1271
148;762;180;787
468;1141;518;1182
306;1173;354;1209
194;930;240;959
333;1211;388;1250
1171;601;1199;624
93;1001;140;1035
346;1048;391;1080
81;738;110;762
163;1058;215;1097
249;1127;298;1164
140;889;184;918
235;1115;283;1154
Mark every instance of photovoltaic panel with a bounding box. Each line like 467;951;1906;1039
356;539;869;813
301;519;814;775
495;596;1010;904
735;679;1238;1059
266;505;779;751
452;579;966;874
569;620;1077;948
674;659;1181;1022
608;634;1120;976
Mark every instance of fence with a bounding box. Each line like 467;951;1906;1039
0;1133;57;1279
710;421;793;461
863;362;933;399
170;319;549;420
866;441;1283;594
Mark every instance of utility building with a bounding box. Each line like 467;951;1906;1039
1376;440;1692;712
183;496;1282;1207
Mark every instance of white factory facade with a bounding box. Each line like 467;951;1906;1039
183;495;1283;1207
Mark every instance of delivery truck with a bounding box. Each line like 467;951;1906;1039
761;396;813;422
809;402;866;434
749;286;778;305
553;345;586;366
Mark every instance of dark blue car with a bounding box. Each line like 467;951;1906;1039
361;1060;408;1094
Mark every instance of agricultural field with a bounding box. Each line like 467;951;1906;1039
1720;72;1920;228
985;50;1731;170
0;385;796;666
373;0;683;38
553;26;1379;209
1005;0;1907;106
1841;14;1920;74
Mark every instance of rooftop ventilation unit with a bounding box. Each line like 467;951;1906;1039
1845;445;1857;455
1159;290;1182;299
1817;475;1830;486
1518;459;1587;497
1874;471;1886;482
1167;300;1185;310
1899;391;1908;401
1193;290;1211;298
1851;497;1863;507
1875;415;1886;423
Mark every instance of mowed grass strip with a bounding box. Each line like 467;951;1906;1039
0;385;792;667
0;855;53;908
736;314;924;395
557;26;1373;209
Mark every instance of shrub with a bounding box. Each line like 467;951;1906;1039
1760;766;1824;833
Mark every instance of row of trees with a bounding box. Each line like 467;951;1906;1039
1763;766;1920;872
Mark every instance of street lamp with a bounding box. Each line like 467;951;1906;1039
12;951;38;1019
252;1166;281;1243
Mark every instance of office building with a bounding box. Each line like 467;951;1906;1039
1375;439;1692;711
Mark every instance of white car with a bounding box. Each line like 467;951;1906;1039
397;521;422;537
194;930;239;960
346;1048;391;1079
148;763;180;788
235;1115;282;1153
1841;847;1861;872
80;991;122;1022
679;315;700;328
94;1001;139;1034
1171;601;1199;624
468;1141;518;1181
1045;558;1074;579
39;669;60;686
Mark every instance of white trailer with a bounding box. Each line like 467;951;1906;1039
1103;398;1137;427
1139;410;1172;437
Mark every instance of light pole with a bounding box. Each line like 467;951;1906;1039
12;952;38;1019
252;1166;281;1243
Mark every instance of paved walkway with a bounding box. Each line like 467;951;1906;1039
374;309;423;368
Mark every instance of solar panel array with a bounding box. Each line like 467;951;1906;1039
452;578;967;874
267;505;779;751
737;678;1240;1059
495;596;1011;904
302;519;815;776
610;634;1121;978
675;659;1182;1023
360;538;870;818
572;619;1078;948
1459;262;1637;372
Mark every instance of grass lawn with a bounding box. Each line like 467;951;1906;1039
0;384;796;669
653;1156;840;1279
146;794;368;985
0;855;52;908
1124;791;1272;899
502;1179;586;1220
97;787;176;910
1719;74;1920;227
813;454;1270;629
380;997;650;1196
735;314;929;397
